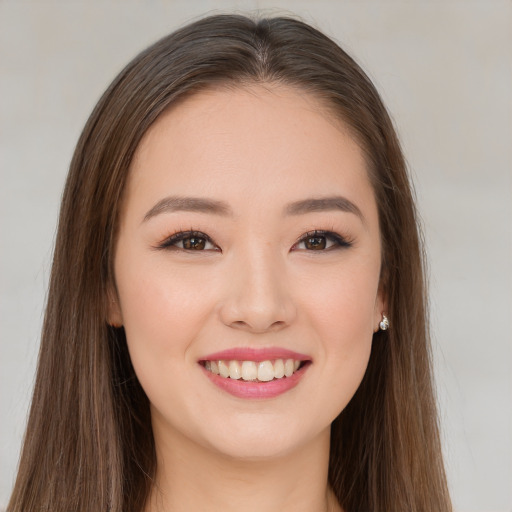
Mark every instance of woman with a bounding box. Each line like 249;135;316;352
7;14;452;512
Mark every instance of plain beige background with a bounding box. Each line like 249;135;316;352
1;1;511;511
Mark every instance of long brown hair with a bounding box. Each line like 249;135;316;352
8;14;451;512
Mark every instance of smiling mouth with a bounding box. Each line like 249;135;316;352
201;359;308;382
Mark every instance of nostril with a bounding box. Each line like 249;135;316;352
231;320;249;329
228;319;287;333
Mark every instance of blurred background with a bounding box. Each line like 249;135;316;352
1;1;510;510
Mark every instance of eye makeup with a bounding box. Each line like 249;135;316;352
155;230;219;251
291;229;353;252
154;227;353;253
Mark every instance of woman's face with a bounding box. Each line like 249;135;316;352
111;85;384;460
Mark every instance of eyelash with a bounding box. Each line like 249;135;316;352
156;229;353;252
291;230;353;251
156;230;218;251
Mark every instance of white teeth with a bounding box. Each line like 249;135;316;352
257;361;274;382
274;359;285;379
218;360;230;378
241;361;258;381
205;358;304;381
284;359;294;377
228;360;241;379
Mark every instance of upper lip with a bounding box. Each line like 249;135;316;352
200;347;311;363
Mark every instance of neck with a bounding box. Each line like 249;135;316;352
145;423;341;512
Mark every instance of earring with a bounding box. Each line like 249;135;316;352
379;314;389;331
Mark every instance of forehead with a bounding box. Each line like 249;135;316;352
126;84;377;222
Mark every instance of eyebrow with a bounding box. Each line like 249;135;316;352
285;196;365;223
143;194;365;223
143;196;233;222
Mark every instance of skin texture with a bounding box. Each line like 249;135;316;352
109;85;385;512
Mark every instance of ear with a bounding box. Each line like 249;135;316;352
107;287;123;328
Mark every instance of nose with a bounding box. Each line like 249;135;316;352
218;248;296;333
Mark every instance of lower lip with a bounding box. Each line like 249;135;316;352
201;363;309;399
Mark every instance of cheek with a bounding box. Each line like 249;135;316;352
114;255;212;382
294;260;378;409
298;257;379;339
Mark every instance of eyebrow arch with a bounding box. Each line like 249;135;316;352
143;196;233;222
143;194;364;224
285;196;365;223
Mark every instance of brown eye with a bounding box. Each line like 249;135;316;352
158;231;218;251
293;230;352;252
182;236;207;250
304;235;327;250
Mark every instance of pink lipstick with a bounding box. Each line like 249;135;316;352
203;347;310;363
199;347;311;399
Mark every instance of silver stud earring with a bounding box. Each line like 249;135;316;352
379;314;389;331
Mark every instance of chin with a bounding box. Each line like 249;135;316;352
198;416;327;461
